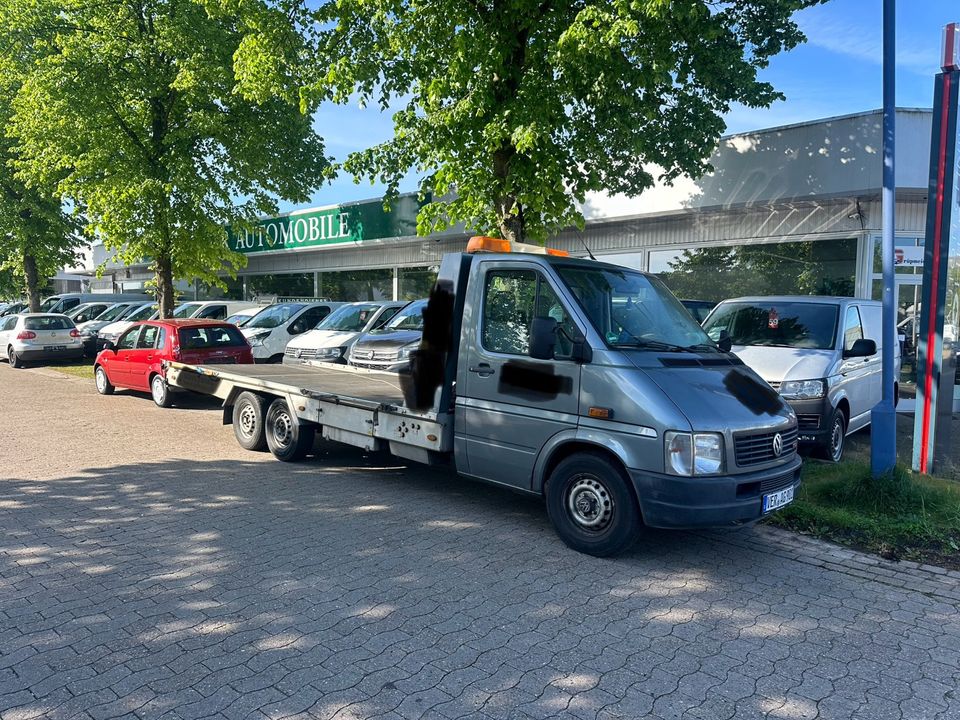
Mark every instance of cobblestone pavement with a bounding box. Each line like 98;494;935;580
1;364;959;720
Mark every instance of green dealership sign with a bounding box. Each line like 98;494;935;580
229;194;427;254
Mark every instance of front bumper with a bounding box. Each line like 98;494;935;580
15;346;85;362
629;455;802;529
783;396;832;444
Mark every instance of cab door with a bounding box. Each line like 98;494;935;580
459;262;582;489
838;305;872;427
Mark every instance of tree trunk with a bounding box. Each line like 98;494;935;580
493;145;525;242
23;253;41;312
156;254;175;318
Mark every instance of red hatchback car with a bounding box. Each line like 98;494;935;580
94;319;254;407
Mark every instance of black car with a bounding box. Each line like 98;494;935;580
347;299;427;372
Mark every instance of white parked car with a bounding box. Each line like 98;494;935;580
241;301;342;363
283;301;407;366
0;313;84;368
171;301;261;321
225;306;265;328
96;303;159;349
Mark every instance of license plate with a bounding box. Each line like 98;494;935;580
763;486;794;513
46;345;66;351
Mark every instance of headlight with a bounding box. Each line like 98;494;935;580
248;331;270;347
665;431;724;476
397;343;419;360
317;347;343;358
779;379;825;399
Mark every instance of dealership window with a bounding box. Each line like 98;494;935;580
245;273;314;301
318;269;394;302
649;238;858;304
200;276;244;301
398;266;439;300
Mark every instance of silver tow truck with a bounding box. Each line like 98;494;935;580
166;243;802;556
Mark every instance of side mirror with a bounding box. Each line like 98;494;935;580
103;340;116;352
529;317;557;360
718;329;733;353
844;338;877;358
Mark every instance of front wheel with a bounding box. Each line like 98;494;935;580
545;452;642;557
265;397;314;462
233;391;267;451
817;407;847;463
151;374;172;408
94;366;114;395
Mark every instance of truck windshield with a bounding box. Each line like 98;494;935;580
316;303;382;332
246;303;305;329
376;300;426;332
703;302;839;349
556;266;713;351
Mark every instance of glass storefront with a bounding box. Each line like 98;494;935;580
246;272;314;300
398;266;439;301
650;238;859;304
318;269;393;302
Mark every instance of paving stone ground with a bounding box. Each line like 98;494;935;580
0;363;958;720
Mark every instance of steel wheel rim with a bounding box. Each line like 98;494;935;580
238;402;258;438
271;407;293;448
831;418;844;462
96;368;107;392
152;377;165;404
566;474;613;532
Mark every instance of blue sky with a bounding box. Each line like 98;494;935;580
283;0;958;213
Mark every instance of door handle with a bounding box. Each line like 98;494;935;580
469;363;495;376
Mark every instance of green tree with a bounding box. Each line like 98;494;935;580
3;0;329;316
0;22;80;311
302;0;821;242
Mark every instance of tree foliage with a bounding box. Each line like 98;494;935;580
0;20;80;310
2;0;330;316
303;0;822;242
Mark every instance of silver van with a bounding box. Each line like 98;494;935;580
703;296;898;462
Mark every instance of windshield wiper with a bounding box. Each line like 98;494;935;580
620;339;701;353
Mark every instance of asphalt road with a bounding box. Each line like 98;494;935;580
1;363;959;720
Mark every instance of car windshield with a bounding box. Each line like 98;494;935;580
703;301;840;349
246;303;305;329
316;303;383;332
127;304;158;321
226;312;254;326
38;297;61;312
97;304;129;322
375;301;426;332
24;316;73;330
556;266;713;350
178;325;247;349
172;303;201;318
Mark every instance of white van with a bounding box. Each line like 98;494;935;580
241;301;343;363
283;301;407;366
703;296;899;462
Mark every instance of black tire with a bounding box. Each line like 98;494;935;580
232;391;268;452
545;452;642;557
816;407;847;463
268;353;284;364
265;397;314;462
8;347;23;368
94;365;114;395
150;373;173;408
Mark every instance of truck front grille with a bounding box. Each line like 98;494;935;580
734;427;798;467
285;347;317;360
766;380;781;392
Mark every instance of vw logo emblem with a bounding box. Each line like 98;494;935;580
296;348;303;358
772;433;784;457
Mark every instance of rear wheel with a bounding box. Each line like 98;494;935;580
151;374;172;408
265;397;314;462
233;391;267;451
8;347;22;368
94;365;114;395
545;452;642;557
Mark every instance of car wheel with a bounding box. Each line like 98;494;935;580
151;374;172;408
264;397;314;462
94;366;114;395
817;407;847;463
233;391;268;451
545;452;643;557
8;347;22;368
268;353;284;364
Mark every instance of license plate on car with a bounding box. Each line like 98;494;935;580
47;345;66;351
763;486;794;513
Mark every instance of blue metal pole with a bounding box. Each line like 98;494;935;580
871;0;897;475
